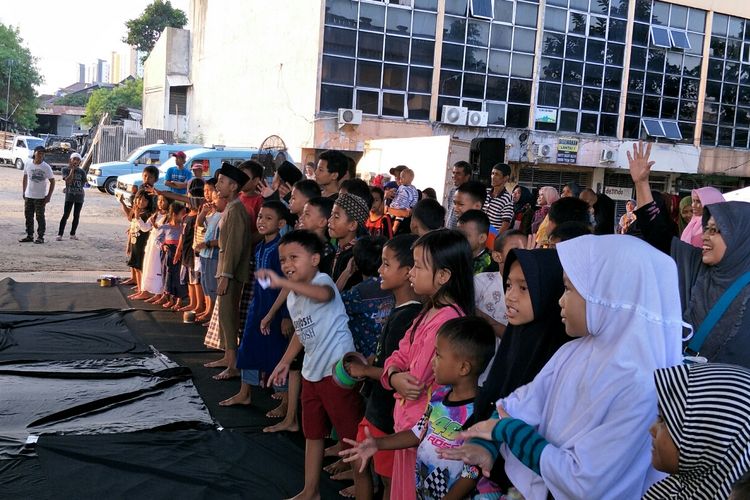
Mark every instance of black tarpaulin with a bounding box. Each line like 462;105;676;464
0;278;130;312
0;356;214;459
0;311;150;362
32;430;340;500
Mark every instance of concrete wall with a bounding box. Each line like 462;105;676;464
186;0;324;157
143;28;191;133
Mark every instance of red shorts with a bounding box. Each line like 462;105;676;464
301;376;364;443
357;417;394;478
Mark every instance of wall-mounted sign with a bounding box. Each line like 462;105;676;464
535;107;558;124
604;185;634;201
556;137;579;164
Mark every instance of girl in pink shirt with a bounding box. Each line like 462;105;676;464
381;229;475;498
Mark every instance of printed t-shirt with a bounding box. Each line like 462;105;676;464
24;160;54;199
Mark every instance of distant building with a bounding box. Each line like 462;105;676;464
87;59;110;84
78;63;85;84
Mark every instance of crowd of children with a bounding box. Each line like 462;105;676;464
118;142;750;500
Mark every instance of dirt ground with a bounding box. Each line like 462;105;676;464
0;166;129;275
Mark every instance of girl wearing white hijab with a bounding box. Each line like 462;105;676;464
645;363;750;500
439;235;683;499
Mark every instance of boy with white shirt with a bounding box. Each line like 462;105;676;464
262;229;364;500
20;146;55;244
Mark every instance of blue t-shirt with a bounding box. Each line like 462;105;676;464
165;166;193;194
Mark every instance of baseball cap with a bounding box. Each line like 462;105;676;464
191;161;204;170
384;181;398;190
171;151;187;160
69;152;82;161
389;165;407;177
34;145;46;153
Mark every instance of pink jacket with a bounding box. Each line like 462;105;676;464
381;305;464;431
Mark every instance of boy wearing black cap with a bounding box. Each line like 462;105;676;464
205;163;254;380
20;146;55;244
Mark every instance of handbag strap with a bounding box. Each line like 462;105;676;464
685;271;750;356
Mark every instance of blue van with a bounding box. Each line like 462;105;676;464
114;146;287;207
87;143;203;195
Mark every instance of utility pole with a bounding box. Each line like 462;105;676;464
5;59;13;121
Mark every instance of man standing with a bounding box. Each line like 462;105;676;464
580;188;616;234
20;146;55;244
315;150;348;199
164;151;192;195
445;160;472;229
483;162;514;233
56;152;86;241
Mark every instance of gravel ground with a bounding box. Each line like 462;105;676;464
0;165;129;275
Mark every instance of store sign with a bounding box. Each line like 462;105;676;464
536;107;558;123
556;137;579;164
604;185;634;201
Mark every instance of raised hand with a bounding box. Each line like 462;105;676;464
626;141;655;185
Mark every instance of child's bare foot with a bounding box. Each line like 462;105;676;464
212;367;239;380
339;485;356;498
324;442;342;458
130;291;151;300
284;490;320;500
170;302;181;312
162;299;175;309
178;303;193;312
263;419;299;433
121;278;135;286
219;393;251;406
323;459;349;475
331;468;353;481
271;392;284;400
153;294;168;305
266;400;288;418
145;293;160;304
203;357;228;368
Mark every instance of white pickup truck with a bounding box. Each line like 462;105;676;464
0;132;45;169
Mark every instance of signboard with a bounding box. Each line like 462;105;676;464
604;185;634;201
535;107;558;123
556;137;579;164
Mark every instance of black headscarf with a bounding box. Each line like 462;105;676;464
512;185;534;215
472;248;570;424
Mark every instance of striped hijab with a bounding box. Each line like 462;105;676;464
643;363;750;499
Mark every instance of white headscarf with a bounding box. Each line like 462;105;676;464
498;235;683;500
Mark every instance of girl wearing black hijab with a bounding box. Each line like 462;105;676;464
511;185;535;235
469;248;571;486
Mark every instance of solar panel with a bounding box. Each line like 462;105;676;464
669;30;691;50
470;0;494;20
642;118;666;137
650;26;672;48
661;121;683;140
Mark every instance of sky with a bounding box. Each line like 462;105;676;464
0;0;189;95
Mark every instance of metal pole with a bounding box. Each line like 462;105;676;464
5;60;12;120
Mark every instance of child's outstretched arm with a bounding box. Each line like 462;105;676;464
256;269;333;303
339;426;420;473
346;360;382;381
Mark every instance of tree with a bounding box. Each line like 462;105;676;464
123;0;188;56
82;78;143;127
0;23;42;130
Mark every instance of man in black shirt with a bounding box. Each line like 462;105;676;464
580;188;615;235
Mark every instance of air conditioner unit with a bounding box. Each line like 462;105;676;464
600;149;616;163
338;108;363;128
532;143;553;158
467;110;488;127
441;105;468;125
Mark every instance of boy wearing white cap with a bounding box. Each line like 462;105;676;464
57;152;86;241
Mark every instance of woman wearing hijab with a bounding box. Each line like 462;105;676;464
644;363;750;499
511;185;535;235
628;143;750;367
680;187;725;248
469;248;571;489
440;235;684;499
677;195;692;235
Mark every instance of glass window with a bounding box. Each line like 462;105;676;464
628;70;645;92
325;0;358;28
445;0;468;16
606;43;625;66
488;50;512;75
631;46;647;68
569;13;587;36
590;0;609;15
670;5;688;29
651;2;669;26
601;91;619;112
357;60;382;87
589;16;607;39
463;73;486;99
561;85;581;108
359;3;385;31
515;2;539;28
490;25;513;50
506;104;530;127
559;110;578;131
486;76;509;100
382;64;407;90
412;11;437;39
385;36;410;63
322;55;354;85
712;14;729;36
584;64;604;87
386;7;412;35
544;7;567;32
511;53;534;78
586;40;606;63
645;72;663;95
358;32;384;59
540;57;563;81
486;102;506;126
493;0;514;23
414;0;438;10
323;27;357;56
509;79;532;102
626;95;642;115
407;94;431;120
608;19;626;42
409;66;433;93
566;36;586;60
513;28;537;53
580;113;598;133
581;88;600;110
542;32;566;57
441;43;464;70
687;9;706;32
439;70;463;96
683;55;701;77
357;89;379;114
320;84;353;111
465;47;488;72
538;82;561;106
382;92;405;116
467;20;490;46
470;0;493;20
564;60;584;84
599;113;618;136
661;99;678;119
604;67;622;88
411;39;435;65
663;75;680;97
444;16;467;43
632;22;650;47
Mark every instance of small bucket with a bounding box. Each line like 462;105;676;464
99;275;115;287
183;311;196;323
331;352;368;389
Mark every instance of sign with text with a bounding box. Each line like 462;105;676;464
535;107;558;123
556;137;579;164
604;185;634;201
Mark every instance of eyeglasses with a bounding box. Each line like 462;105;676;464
703;225;721;236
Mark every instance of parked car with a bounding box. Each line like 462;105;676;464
114;146;280;207
43;136;79;170
0;133;44;169
87;143;202;195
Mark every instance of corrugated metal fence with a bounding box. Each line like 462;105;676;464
92;126;174;163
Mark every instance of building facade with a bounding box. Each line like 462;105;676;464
143;0;750;203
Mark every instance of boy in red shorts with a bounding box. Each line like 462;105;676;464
263;229;364;500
